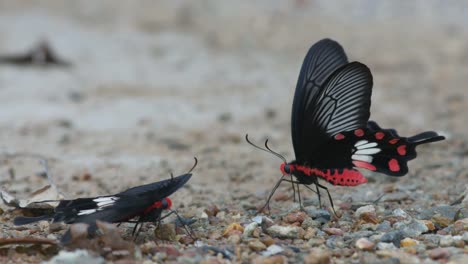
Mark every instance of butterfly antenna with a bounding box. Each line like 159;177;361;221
187;157;198;173
245;134;287;163
264;139;287;163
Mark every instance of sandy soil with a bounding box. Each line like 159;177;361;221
0;1;466;263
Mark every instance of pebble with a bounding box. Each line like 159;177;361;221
354;205;376;218
400;238;418;247
303;227;317;240
421;220;435;231
355;237;375;251
307;238;326;247
303;248;331;264
323;227;344;236
419;205;467;220
432;214;453;228
452;218;468;235
376;220;392;231
326;236;345;249
462;232;468;243
44;250;105;264
262;245;284;257
249;239;267;251
223;223;244;237
396;219;429;237
380;230;404;246
260;236;275;246
392;208;410;219
154;223;176;241
204;204;219;217
439;235;454;247
253;255;285;264
283;211;306;224
376;242;397;250
243;222;259;238
301;217;321;229
266;225;305;239
304;207;331;223
428;247;450;260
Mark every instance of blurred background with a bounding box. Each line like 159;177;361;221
0;1;465;207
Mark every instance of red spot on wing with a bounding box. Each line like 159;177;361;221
397;145;407;156
354;129;364;137
388;159;400;172
143;198;171;215
335;133;345;140
295;166;367;186
353;160;377;171
389;138;399;144
375;132;385;140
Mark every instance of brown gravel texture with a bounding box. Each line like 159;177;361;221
0;1;467;263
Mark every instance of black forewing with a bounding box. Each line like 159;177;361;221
298;62;373;164
53;173;192;224
291;39;349;160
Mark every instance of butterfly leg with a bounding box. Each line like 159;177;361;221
170;210;196;240
315;182;336;216
314;182;323;209
290;174;297;202
258;176;286;214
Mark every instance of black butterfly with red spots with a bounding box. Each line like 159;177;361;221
248;39;444;211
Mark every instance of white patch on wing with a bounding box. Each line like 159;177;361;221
354;140;368;147
355;148;381;155
356;142;378;149
77;209;97;215
93;196;118;208
352;154;373;162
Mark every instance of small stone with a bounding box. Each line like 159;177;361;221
262;244;284;257
355;238;375;251
223;223;244;237
323;227;344;236
204;204;219;217
44;250;105;264
260;236;275;246
452;218;468;235
301;217;321;229
326;236;345;249
249;239;267;251
283;211;306;224
304;207;331;223
376;220;392;231
392;208;409;219
304;227;317;240
178;235;195;245
266;225;305;239
376;242;397;250
421;220;435;231
428;247;450;260
303;248;331;264
380;230;404;246
355;205;376;218
227;234;241;244
308;238;326;247
462;232;468;243
253;255;285;264
397;219;429;237
154;223;176;241
439;235;454;247
243;222;259;238
432;214;453;228
400;238;418;247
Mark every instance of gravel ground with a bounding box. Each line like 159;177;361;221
0;1;466;263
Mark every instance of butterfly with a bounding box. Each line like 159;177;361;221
14;166;194;243
247;39;445;212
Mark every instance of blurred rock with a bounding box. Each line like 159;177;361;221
266;225;305;239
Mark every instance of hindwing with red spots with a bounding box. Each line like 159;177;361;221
343;121;444;176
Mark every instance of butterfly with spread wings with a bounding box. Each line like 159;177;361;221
247;39;445;212
14;170;193;243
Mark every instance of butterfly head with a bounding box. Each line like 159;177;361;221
162;197;172;210
280;163;295;175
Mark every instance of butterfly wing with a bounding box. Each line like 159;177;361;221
297;62;373;166
292;39;349;162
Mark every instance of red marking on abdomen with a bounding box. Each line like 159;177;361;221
143;198;172;214
354;129;364;137
388;159;400;172
389;138;399;144
397;145;407;156
335;133;345;140
353;160;377;171
375;132;385;140
294;165;367;186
